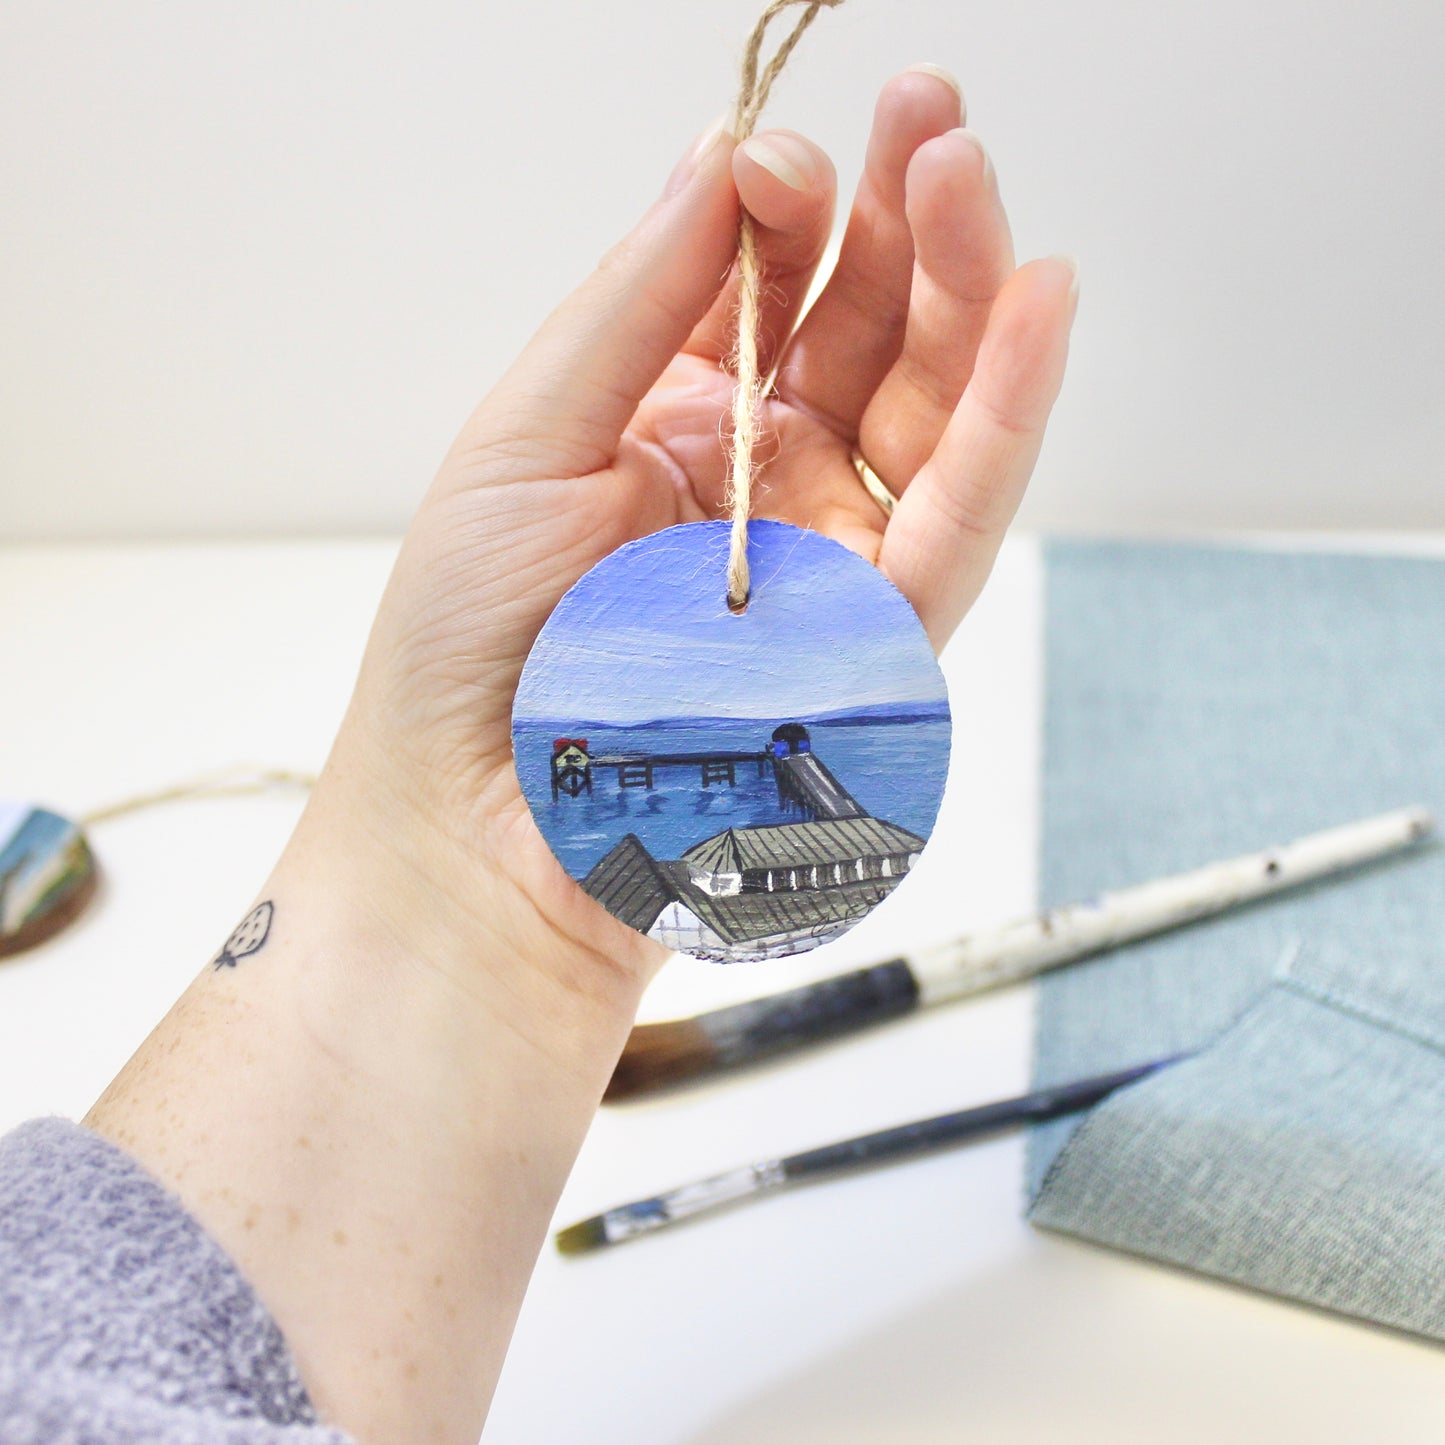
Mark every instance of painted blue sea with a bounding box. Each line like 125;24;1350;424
514;712;951;879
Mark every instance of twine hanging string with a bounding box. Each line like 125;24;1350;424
725;0;845;613
79;766;316;827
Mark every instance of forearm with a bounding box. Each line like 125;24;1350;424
73;57;1073;1444
85;765;652;1445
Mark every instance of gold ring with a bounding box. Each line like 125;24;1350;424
850;446;899;517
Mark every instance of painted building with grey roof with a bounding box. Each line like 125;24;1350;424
583;814;925;962
681;817;924;891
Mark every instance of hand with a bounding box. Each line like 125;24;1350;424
87;68;1077;1445
320;66;1078;1009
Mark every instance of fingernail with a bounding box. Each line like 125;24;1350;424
906;62;965;114
952;127;993;184
1048;253;1081;305
739;132;818;192
663;110;735;199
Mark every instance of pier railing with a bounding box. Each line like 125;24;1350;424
590;751;770;792
550;736;867;821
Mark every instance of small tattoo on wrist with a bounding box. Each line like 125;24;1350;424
213;901;274;969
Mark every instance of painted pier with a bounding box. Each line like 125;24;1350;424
591;750;769;791
549;739;768;800
550;723;863;822
773;751;865;821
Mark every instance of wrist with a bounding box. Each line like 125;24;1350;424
270;739;662;1075
91;744;651;1445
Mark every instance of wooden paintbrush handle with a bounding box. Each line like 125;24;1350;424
910;806;1433;1005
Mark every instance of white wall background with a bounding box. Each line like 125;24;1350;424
2;0;1442;541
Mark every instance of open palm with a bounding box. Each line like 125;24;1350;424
339;68;1075;981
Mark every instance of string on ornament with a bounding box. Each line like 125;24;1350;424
724;0;846;614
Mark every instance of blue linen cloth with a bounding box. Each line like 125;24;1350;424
1027;540;1445;1340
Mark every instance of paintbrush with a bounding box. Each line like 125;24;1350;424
607;805;1433;1100
560;1054;1183;1252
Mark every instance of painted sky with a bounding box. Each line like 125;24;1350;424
514;520;947;725
0;807;74;893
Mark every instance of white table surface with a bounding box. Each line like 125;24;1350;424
1;534;1442;1443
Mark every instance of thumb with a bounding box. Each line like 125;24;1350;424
450;118;741;486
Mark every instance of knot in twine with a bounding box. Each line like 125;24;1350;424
725;0;845;613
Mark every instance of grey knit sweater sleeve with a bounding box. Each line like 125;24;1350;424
0;1118;356;1445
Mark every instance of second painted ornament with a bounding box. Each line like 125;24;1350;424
0;801;98;958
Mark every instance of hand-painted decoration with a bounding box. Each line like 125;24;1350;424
513;520;950;964
0;801;98;958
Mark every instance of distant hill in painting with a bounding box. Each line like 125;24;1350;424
805;700;951;727
517;699;950;733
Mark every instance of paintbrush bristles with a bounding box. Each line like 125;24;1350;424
604;1018;714;1101
558;1162;786;1253
605;960;919;1101
554;1216;609;1256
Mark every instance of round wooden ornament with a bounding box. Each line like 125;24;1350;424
513;519;950;963
0;801;99;958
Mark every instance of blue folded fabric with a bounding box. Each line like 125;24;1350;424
1027;540;1445;1340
